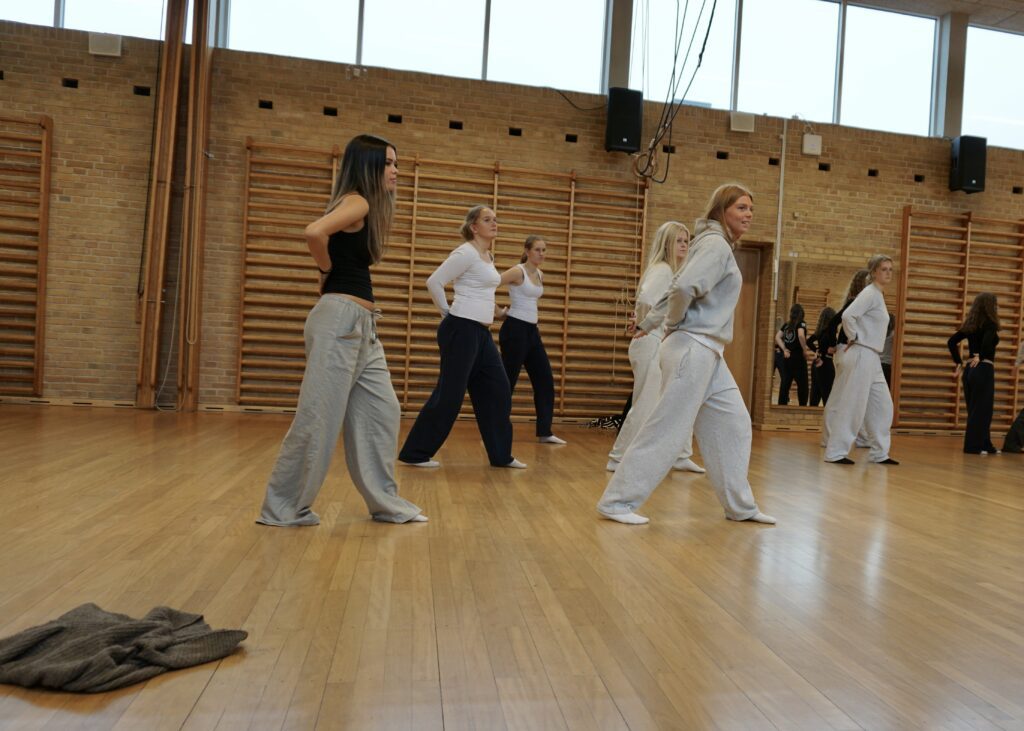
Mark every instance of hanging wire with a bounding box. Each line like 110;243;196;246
633;0;720;185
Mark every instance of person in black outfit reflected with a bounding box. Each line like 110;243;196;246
948;292;1000;454
807;306;836;406
775;304;811;405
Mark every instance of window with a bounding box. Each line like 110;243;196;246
963;26;1024;150
840;6;934;136
0;0;53;27
629;0;736;108
63;0;164;40
737;0;839;122
487;0;605;93
228;0;358;63
362;0;485;80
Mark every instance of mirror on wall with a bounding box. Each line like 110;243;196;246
771;257;886;409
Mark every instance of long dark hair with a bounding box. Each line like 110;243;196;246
325;134;395;264
814;306;836;337
961;292;999;333
786;303;805;332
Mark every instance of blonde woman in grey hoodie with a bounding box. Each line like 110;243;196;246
596;183;775;526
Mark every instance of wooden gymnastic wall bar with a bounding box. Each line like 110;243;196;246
236;142;648;420
894;206;1024;432
0;113;52;398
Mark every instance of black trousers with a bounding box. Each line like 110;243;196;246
810;358;835;406
778;354;809;405
498;316;555;437
399;315;513;466
962;362;996;453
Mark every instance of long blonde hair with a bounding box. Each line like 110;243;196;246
324;134;395;264
702;182;754;245
645;221;689;273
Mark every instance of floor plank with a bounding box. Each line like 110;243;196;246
0;404;1022;730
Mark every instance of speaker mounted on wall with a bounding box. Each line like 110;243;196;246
949;135;986;194
605;87;643;153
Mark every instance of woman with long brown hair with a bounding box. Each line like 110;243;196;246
257;134;426;526
775;303;812;405
948;292;1000;454
596;183;774;526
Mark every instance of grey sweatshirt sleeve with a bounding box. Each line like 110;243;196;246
663;238;730;329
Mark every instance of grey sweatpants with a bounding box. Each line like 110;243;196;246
258;295;422;526
823;344;892;462
819;346;870;448
597;333;760;521
607;333;694;464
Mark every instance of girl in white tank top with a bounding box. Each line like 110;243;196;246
498;236;565;444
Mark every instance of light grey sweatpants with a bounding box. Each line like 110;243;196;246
607;333;694;464
597;333;760;521
819;346;868;446
258;295;422;526
823;344;892;462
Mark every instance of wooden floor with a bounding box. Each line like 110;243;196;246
0;404;1022;730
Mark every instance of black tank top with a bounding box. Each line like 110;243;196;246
321;225;373;301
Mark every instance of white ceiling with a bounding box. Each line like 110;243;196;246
863;0;1024;31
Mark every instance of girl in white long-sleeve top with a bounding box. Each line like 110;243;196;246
398;206;525;469
823;254;899;465
606;221;704;474
596;184;775;526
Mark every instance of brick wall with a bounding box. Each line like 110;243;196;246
0;22;159;401
4;20;1024;427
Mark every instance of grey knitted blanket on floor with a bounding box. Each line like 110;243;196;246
0;603;247;693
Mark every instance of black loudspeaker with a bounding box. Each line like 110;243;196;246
949;135;986;193
605;87;643;153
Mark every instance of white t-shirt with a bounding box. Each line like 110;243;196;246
427;242;501;325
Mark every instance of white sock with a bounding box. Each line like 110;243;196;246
741;512;776;524
404;459;440;468
672;458;706;473
504;458;527;469
598;510;649;525
538;435;567;444
605;459;619;473
408;514;428;523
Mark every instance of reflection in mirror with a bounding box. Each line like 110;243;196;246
773;258;869;408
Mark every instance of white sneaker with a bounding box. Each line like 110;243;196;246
673;458;706;473
729;511;776;525
598;510;649;525
538;435;567;444
402;459;440;468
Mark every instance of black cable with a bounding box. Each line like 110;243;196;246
637;0;719;184
549;87;606;112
